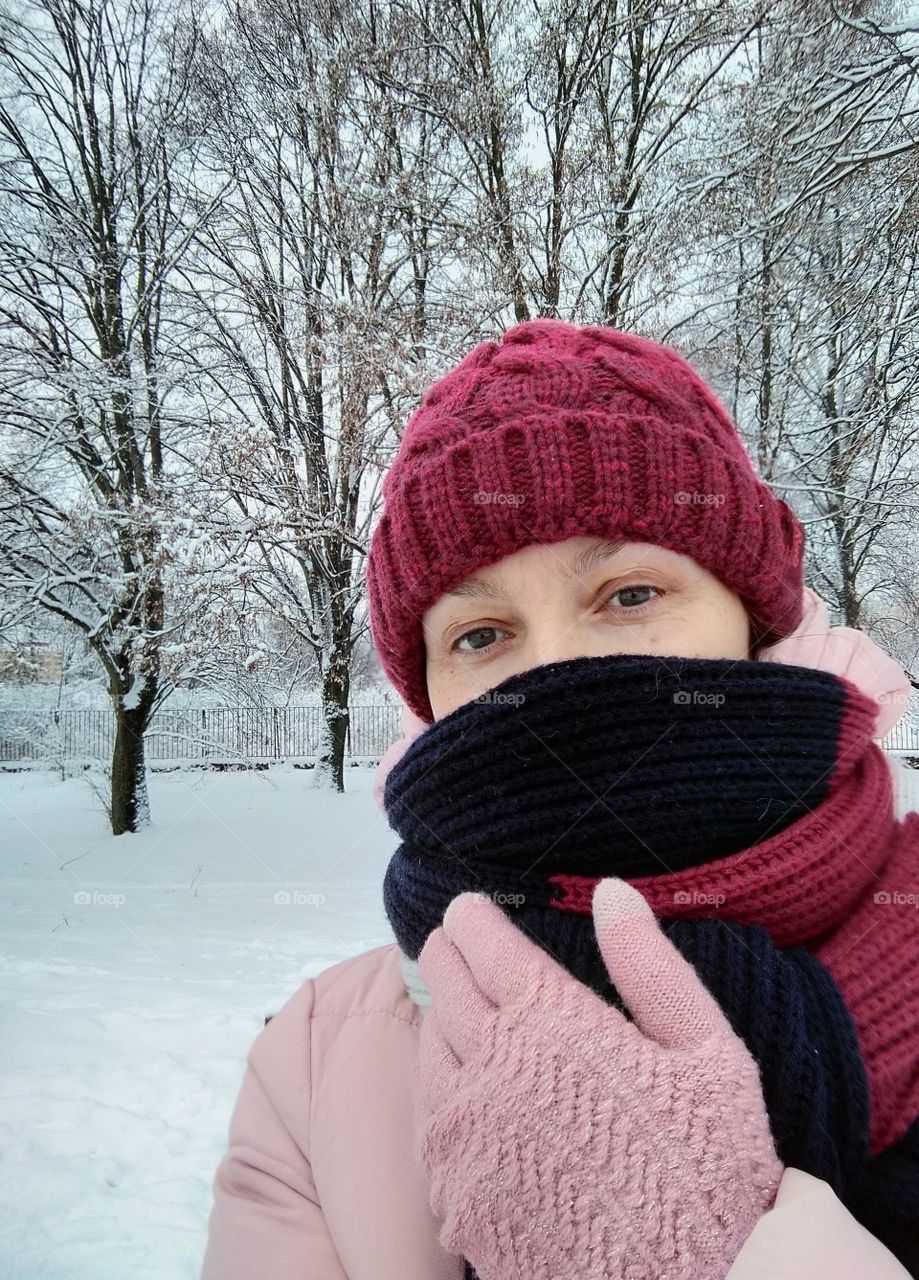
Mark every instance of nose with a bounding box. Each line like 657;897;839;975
521;615;608;672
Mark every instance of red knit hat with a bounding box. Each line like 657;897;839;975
367;319;805;723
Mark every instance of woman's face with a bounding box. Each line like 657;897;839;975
422;536;751;721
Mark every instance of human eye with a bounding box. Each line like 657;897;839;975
452;624;510;654
601;584;663;616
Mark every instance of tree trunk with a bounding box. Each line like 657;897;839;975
837;528;862;629
110;702;152;834
313;650;350;792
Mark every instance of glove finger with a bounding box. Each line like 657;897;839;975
417;924;495;1064
441;891;566;1009
592;877;731;1050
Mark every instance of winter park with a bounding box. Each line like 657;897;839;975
2;0;919;1278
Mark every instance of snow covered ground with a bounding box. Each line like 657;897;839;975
0;767;396;1280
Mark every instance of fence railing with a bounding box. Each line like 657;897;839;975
2;702;918;767
0;704;403;766
877;717;919;755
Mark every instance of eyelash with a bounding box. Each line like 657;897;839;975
452;584;664;655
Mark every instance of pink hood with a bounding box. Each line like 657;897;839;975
201;936;911;1279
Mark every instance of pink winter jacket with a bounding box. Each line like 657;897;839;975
200;934;912;1280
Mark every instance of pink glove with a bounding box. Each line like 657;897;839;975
414;879;784;1280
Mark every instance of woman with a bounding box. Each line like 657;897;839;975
201;320;918;1279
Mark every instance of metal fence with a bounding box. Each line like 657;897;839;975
1;701;918;768
877;717;919;756
0;704;403;766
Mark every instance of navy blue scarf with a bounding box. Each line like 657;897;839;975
382;655;919;1276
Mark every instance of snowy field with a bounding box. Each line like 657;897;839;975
0;767;396;1280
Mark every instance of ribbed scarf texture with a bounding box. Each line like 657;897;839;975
382;654;919;1277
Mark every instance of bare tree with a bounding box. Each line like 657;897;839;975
580;0;765;328
782;194;919;634
182;0;464;788
0;0;213;831
674;0;919;658
398;0;768;331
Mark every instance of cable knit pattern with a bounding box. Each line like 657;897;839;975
366;319;805;723
381;652;919;1276
414;886;784;1280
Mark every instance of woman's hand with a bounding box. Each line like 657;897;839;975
413;878;784;1280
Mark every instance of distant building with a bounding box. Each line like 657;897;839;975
0;644;63;684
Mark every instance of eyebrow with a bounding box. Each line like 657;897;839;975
443;539;627;599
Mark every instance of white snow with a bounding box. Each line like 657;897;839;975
122;676;147;712
0;767;397;1279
